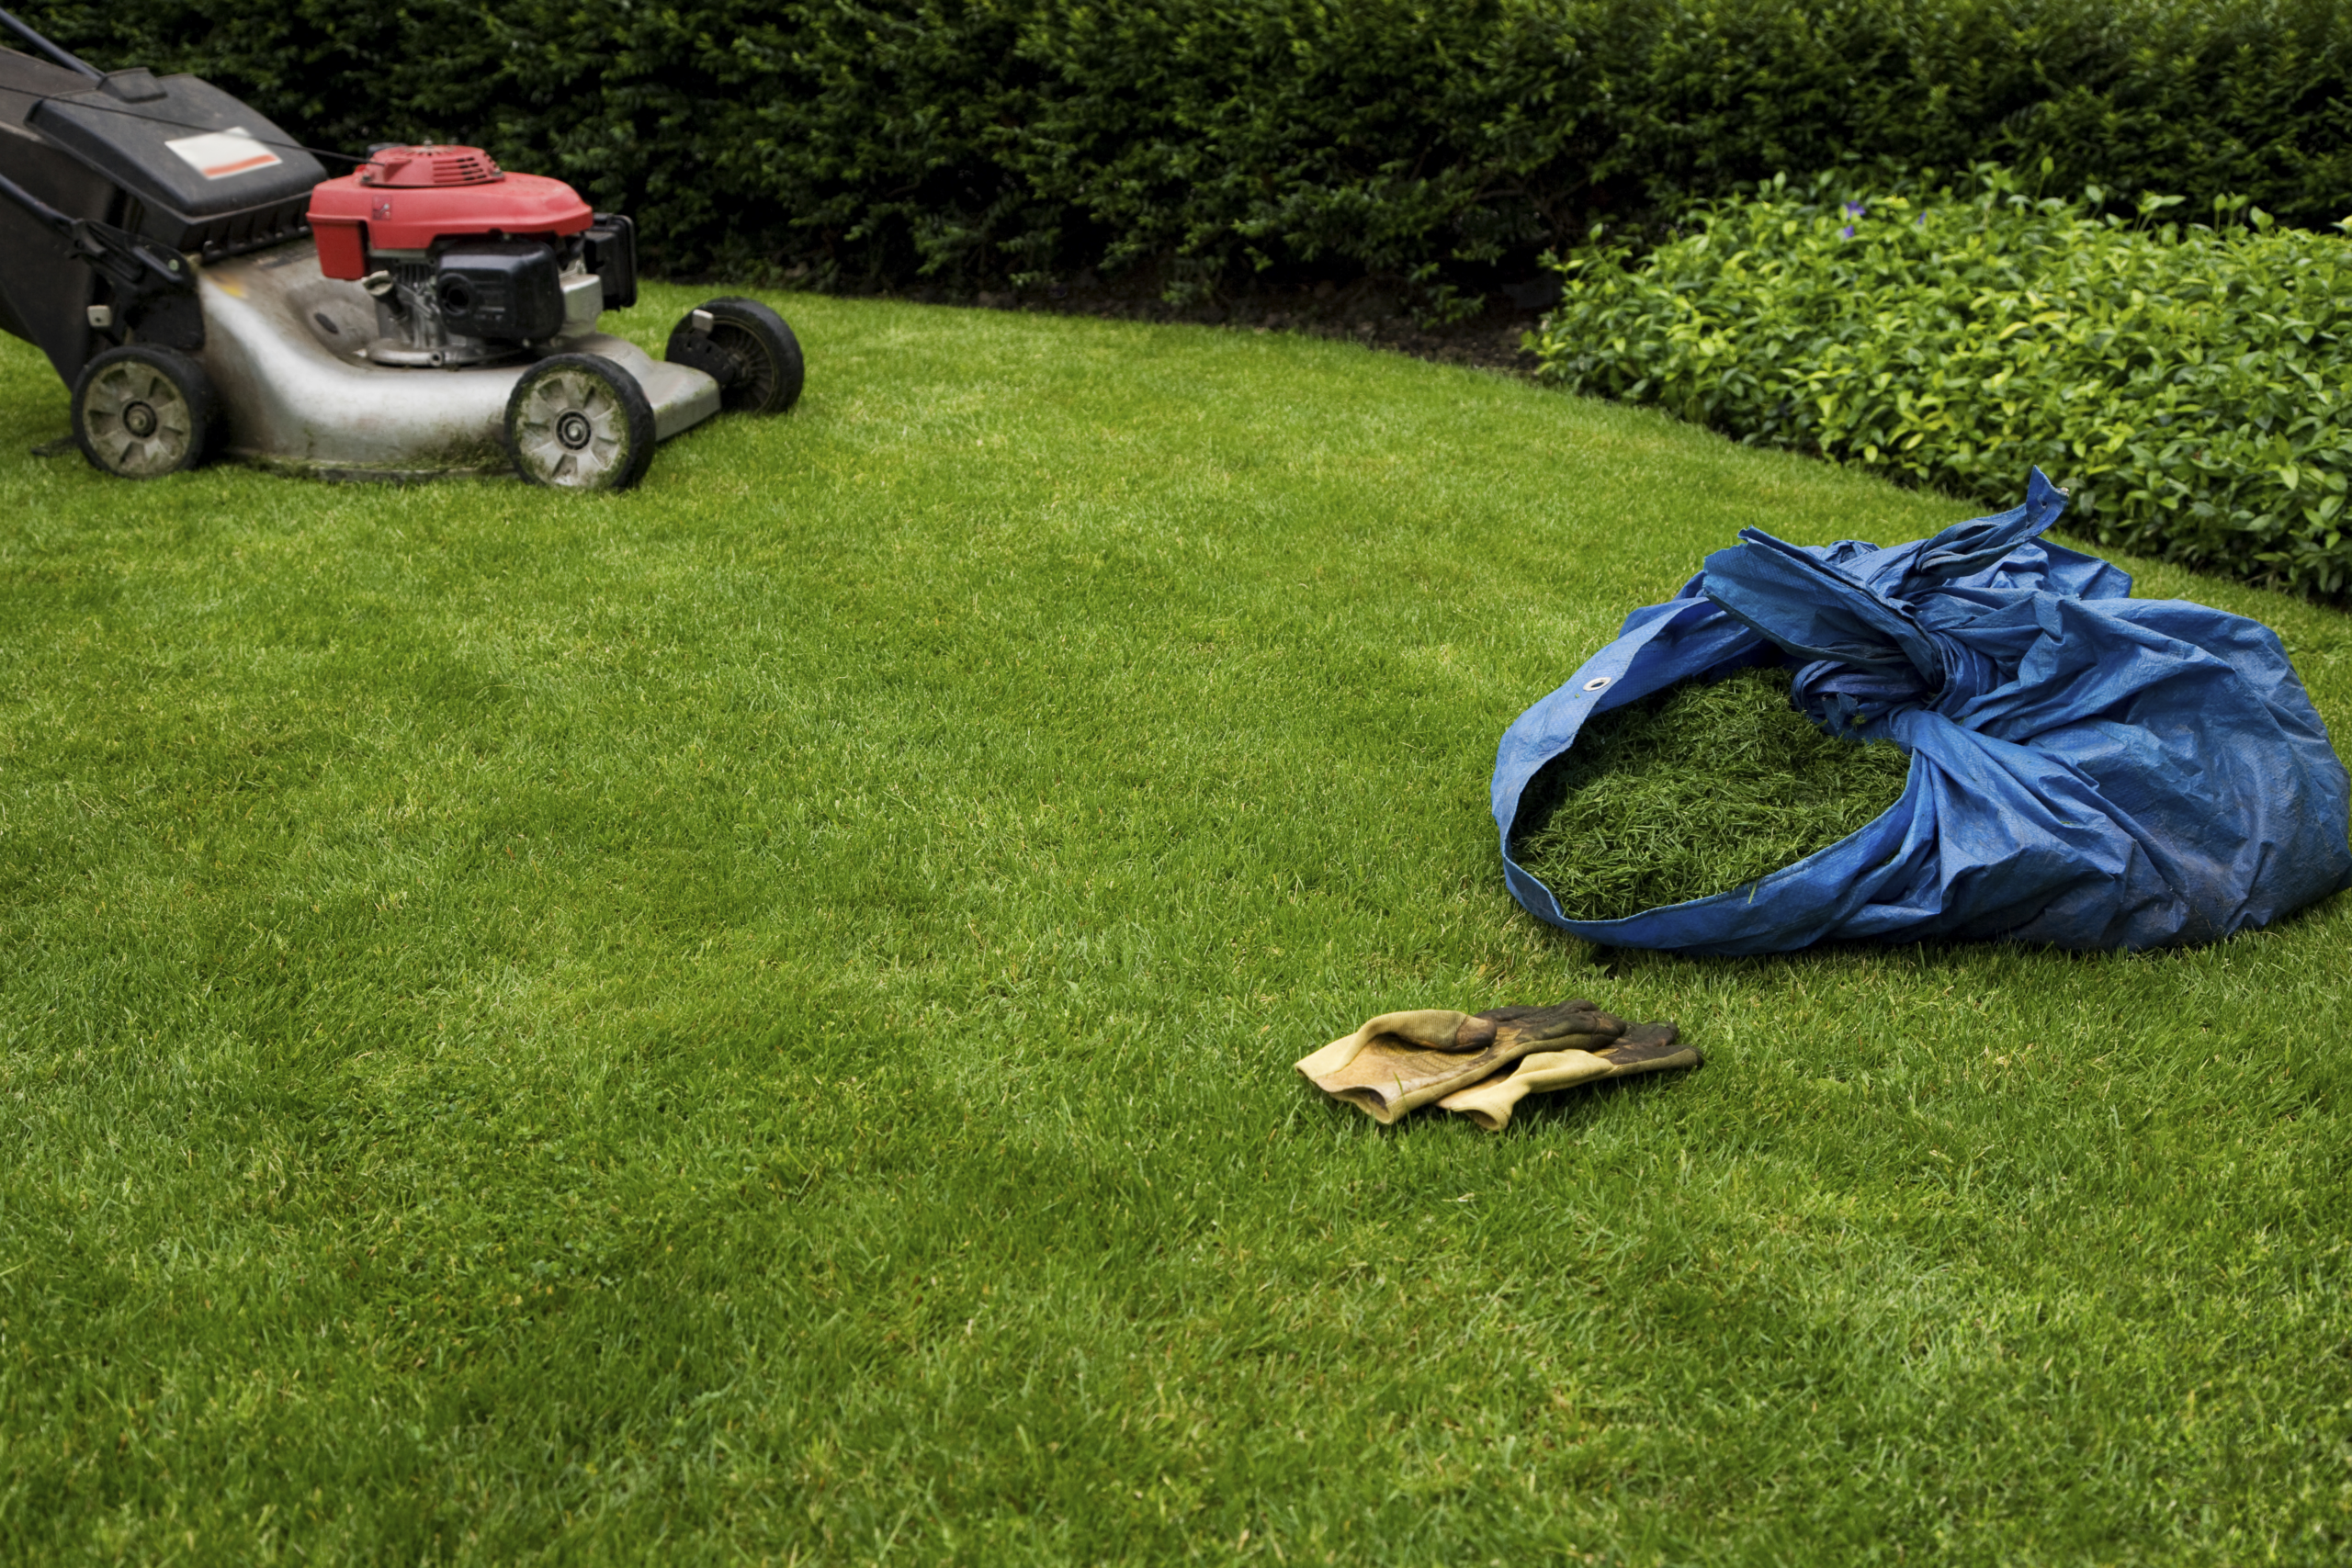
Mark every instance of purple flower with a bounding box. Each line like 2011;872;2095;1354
1839;225;1856;239
1844;201;1867;219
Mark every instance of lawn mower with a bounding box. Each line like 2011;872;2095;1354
0;10;800;489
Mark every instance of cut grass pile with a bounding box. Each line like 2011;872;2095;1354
1513;664;1914;919
2;286;2351;1563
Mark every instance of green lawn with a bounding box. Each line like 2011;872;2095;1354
4;285;2349;1565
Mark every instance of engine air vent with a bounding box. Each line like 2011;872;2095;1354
359;145;505;188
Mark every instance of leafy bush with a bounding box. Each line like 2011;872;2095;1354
17;1;2352;304
1530;168;2352;598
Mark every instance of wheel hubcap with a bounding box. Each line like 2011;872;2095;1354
709;323;775;411
82;363;194;478
514;367;626;488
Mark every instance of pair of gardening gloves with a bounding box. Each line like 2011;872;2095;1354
1295;1000;1699;1130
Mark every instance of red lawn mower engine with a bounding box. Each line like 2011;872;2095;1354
308;145;635;367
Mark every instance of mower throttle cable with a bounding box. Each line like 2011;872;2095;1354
1;10;367;167
5;85;369;165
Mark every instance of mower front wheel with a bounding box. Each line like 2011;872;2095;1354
666;298;804;415
504;354;657;491
72;345;216;479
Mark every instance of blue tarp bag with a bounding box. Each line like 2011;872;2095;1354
1492;470;2352;953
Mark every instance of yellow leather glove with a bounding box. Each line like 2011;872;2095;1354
1294;1000;1634;1124
1436;1021;1698;1131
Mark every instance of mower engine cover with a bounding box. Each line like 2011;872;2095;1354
309;146;592;268
308;146;623;341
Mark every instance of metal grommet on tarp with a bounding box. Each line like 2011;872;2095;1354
1581;675;1612;693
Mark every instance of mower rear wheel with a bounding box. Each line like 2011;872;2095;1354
504;354;657;491
72;345;215;479
666;298;804;415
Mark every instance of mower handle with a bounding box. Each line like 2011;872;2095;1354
0;5;102;79
0;162;76;235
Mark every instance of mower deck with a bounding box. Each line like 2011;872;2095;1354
198;242;721;481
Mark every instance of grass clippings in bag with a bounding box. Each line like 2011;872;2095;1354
1512;664;1912;921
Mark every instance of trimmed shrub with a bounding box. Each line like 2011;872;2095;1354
16;1;2352;304
1530;168;2352;599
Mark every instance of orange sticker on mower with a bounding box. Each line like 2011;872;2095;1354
164;129;283;180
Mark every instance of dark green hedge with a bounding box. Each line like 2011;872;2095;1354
17;1;2352;302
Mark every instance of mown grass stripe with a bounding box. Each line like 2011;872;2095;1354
0;288;2346;1562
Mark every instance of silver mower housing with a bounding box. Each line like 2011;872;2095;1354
197;241;721;481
